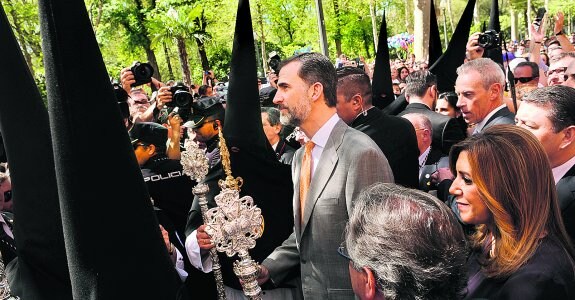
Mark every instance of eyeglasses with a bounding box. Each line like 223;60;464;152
337;244;353;261
3;190;11;202
514;77;537;84
548;67;567;76
338;243;363;271
132;143;149;150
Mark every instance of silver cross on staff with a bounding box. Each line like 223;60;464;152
180;138;226;300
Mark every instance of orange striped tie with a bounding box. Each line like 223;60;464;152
299;141;315;223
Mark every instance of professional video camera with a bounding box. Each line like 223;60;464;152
477;30;501;50
168;82;193;110
268;51;281;74
130;61;155;87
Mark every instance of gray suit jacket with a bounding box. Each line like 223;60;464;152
263;119;394;299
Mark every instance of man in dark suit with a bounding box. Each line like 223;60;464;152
257;53;394;299
261;107;296;164
398;70;466;154
336;67;419;188
515;85;575;242
401;113;447;192
455;58;515;134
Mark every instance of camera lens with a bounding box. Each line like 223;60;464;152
173;90;192;108
135;64;154;78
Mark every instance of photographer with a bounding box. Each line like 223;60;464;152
202;69;218;87
120;64;165;124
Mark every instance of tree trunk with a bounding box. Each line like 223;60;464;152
193;10;210;72
134;0;161;82
474;1;480;25
333;0;342;57
510;8;518;42
369;0;378;52
195;36;210;72
404;0;412;33
256;2;268;73
523;9;529;40
163;42;174;81
447;0;454;32
413;0;430;61
361;26;371;59
144;45;161;82
527;0;532;31
176;37;191;86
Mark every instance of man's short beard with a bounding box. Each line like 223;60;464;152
280;103;310;127
280;111;301;127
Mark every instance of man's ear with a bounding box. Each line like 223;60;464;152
351;93;363;110
560;125;575;149
489;83;503;101
147;144;157;155
363;266;378;300
309;82;324;102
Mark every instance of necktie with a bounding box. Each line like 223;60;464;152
299;141;315;223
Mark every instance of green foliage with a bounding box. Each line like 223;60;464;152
3;0;573;89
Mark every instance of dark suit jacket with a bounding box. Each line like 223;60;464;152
275;139;296;165
352;107;420;189
557;164;575;242
398;103;466;154
476;106;516;133
464;238;575;299
418;147;446;192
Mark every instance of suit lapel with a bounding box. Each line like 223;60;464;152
299;120;346;237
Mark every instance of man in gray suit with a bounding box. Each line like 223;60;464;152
455;58;515;134
257;52;394;299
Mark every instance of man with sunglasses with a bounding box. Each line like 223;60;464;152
513;61;540;89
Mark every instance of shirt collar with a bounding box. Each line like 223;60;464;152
553;155;575;184
419;146;431;169
310;113;340;149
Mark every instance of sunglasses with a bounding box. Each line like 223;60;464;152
514;77;536;84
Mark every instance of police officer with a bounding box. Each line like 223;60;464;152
129;122;195;238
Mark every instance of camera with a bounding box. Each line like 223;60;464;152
268;51;281;74
477;30;501;50
111;81;129;119
130;61;154;87
168;82;193;110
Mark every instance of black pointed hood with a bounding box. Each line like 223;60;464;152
371;11;394;109
0;3;72;298
37;0;181;298
485;0;503;65
489;0;501;32
209;0;295;284
224;0;271;156
429;0;477;93
429;0;443;66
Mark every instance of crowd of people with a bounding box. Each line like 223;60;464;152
3;0;575;299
